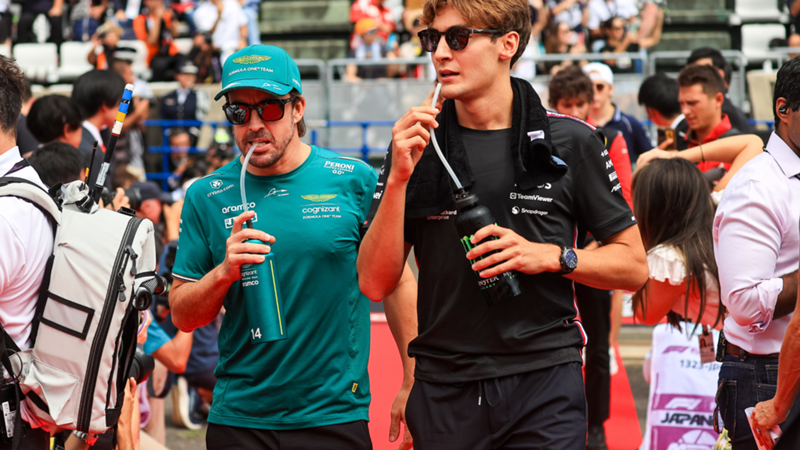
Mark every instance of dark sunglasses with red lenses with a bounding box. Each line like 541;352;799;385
223;98;293;125
418;26;499;52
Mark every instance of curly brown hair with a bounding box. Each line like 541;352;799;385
421;0;532;67
548;65;594;108
0;55;26;137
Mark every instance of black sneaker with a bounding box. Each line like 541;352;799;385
587;425;608;450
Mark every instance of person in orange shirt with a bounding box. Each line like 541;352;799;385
133;0;180;81
87;22;123;70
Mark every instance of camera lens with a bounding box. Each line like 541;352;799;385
124;187;142;210
128;344;155;385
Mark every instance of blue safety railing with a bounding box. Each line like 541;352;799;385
144;119;394;191
145;119;233;191
145;118;777;191
308;120;395;162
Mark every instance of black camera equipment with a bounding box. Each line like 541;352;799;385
128;345;155;385
132;274;167;311
99;186;143;210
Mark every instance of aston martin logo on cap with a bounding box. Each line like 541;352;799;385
233;55;271;65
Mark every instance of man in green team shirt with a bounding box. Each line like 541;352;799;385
169;45;417;449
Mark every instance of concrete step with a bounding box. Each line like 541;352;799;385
664;9;733;25
261;38;349;60
649;31;732;52
260;0;350;34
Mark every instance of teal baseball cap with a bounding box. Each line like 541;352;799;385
215;45;303;101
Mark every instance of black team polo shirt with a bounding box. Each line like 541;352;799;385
366;112;636;383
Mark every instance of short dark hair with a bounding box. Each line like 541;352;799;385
687;47;725;70
638;73;681;118
27;95;83;144
27;142;85;187
548;65;594;108
0;55;26;137
688;47;730;86
773;57;800;127
72;70;126;120
677;64;725;97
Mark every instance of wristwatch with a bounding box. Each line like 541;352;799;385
72;431;98;446
558;247;578;275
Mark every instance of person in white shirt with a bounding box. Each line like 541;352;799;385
713;57;800;450
193;0;248;65
0;54;53;450
586;0;638;39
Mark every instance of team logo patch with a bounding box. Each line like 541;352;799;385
301;194;337;203
210;180;223;189
233;55;271;65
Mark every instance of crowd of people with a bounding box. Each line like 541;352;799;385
5;1;800;450
0;0;259;82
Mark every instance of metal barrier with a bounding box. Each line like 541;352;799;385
145;119;232;191
647;51;748;111
307;120;394;162
763;47;798;68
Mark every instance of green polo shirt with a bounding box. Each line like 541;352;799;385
173;146;377;430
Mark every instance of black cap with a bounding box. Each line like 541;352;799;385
453;191;479;210
132;181;172;203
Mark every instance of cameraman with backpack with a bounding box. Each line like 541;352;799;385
0;54;52;450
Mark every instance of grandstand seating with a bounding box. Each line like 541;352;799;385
118;39;152;80
13;43;58;83
653;0;734;52
58;41;94;81
732;0;789;24
259;0;350;61
173;38;193;56
741;23;788;62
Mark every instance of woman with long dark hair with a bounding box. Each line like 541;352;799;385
632;133;764;327
632;158;723;329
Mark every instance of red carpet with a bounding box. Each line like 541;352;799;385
367;316;642;450
605;342;643;450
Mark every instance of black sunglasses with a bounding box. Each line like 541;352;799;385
223;98;293;125
418;26;499;52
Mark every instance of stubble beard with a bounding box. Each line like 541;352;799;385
240;119;296;169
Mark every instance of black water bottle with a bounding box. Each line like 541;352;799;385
454;192;522;306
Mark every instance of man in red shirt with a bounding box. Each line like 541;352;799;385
677;64;741;178
548;65;632;450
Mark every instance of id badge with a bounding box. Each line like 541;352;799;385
698;325;715;365
1;400;13;439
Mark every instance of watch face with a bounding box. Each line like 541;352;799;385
565;249;578;268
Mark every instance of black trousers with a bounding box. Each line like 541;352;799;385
0;421;49;450
574;283;611;427
17;12;62;46
206;421;373;450
405;362;587;450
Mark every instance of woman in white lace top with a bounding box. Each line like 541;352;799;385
632;134;764;329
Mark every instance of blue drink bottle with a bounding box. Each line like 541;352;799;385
240;145;287;344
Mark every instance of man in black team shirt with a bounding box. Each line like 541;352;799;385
358;0;649;449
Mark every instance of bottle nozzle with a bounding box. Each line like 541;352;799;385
240;143;257;229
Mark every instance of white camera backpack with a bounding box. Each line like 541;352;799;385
0;178;162;436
